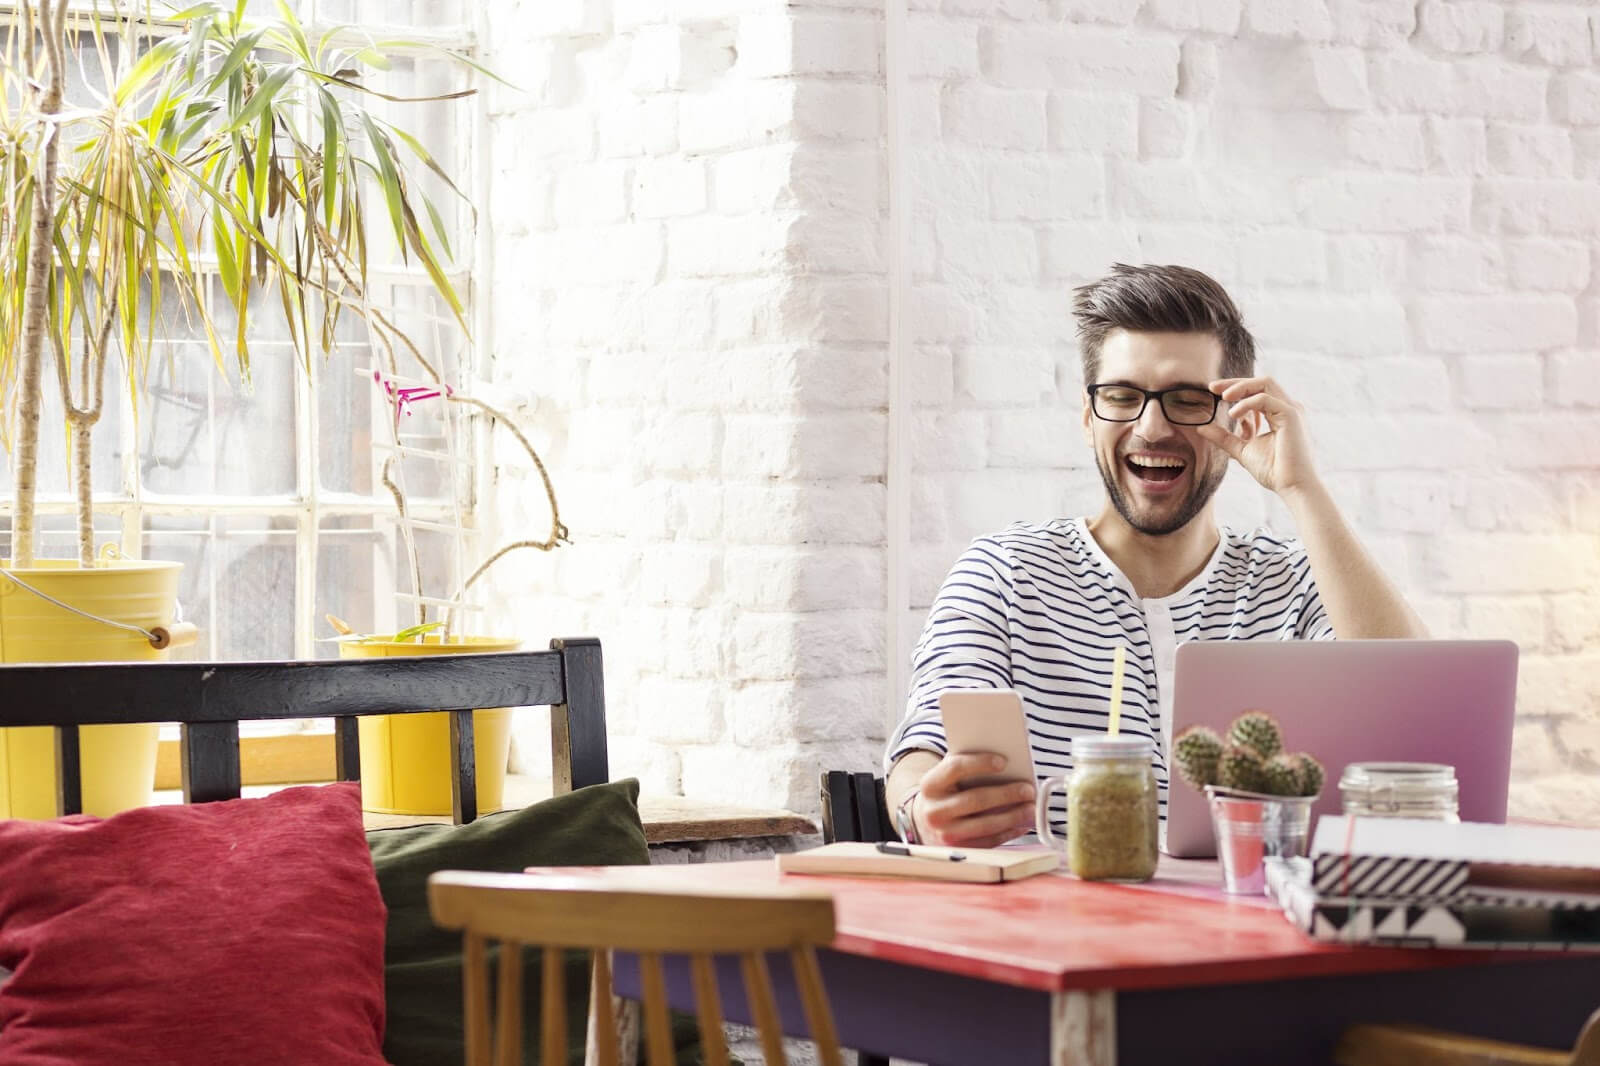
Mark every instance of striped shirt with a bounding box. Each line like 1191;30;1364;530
886;517;1336;834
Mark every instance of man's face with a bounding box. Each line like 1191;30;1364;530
1081;329;1231;537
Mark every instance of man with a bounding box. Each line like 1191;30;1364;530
885;264;1427;848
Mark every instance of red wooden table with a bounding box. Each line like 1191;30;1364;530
538;855;1600;1065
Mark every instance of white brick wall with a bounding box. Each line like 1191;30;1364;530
485;0;1600;825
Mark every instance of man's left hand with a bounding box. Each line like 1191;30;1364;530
1195;376;1321;498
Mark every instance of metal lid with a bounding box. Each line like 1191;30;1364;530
1072;735;1154;759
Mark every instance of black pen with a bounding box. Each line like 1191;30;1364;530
876;841;967;862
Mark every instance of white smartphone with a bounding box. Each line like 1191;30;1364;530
938;688;1038;789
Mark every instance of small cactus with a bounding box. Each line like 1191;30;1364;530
1228;710;1284;760
1292;752;1325;797
1217;744;1267;793
1173;725;1224;789
1262;754;1302;797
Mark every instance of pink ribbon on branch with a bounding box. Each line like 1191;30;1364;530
373;370;453;426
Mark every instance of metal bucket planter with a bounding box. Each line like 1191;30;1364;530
1205;785;1316;895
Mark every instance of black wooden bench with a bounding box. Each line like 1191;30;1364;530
0;636;609;824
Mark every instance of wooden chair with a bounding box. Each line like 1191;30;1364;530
1337;1007;1600;1066
0;636;609;823
427;871;845;1066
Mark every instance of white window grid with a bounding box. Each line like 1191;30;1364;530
0;0;491;669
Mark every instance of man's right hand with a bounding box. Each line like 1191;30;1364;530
912;753;1036;849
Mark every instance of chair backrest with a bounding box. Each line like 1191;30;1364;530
0;636;608;823
428;871;845;1066
819;770;894;844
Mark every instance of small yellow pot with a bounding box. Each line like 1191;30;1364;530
339;634;520;816
0;559;181;820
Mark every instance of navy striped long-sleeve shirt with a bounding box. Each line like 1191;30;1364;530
886;517;1336;833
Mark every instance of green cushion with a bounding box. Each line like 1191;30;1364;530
368;778;714;1066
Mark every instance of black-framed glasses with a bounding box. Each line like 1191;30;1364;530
1087;384;1220;426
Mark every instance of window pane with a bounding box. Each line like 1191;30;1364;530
314;1;465;26
143;517;215;659
316;514;398;652
1;513;125;566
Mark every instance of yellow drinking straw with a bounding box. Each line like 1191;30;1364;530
1108;644;1126;737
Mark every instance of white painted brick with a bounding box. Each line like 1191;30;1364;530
721;483;885;545
1178;40;1219;100
1456;64;1546;123
1462;596;1546;651
1520;656;1600;725
1416;0;1503;54
988;156;1105;220
1487;124;1573;179
679;81;794;153
1428;535;1600;594
636;678;725;743
1053;0;1143;25
944;0;1040;17
1509;719;1566;778
1249;296;1409;356
1239;230;1326;286
793;82;883;142
633;158;707;218
518;109;598;162
1510;774;1600;827
728;678;885;748
1136;224;1238;282
1493;413;1600;469
1372;472;1452;533
1041;222;1141;280
627;25;685;90
911;148;985;210
1297;175;1470;233
955;346;1056;407
723;412;886;478
936;219;1038;283
1267;352;1364;411
1550;594;1600;654
1549;351;1600;404
1575;481;1600;531
669;214;792;277
565;408;644;471
912;211;938;280
530;225;665;285
791;208;884;275
912;344;955;406
1458;473;1562;532
1244;0;1332;41
1552;73;1600;126
669;345;884;411
525;0;606;36
733;609;885;679
1139;100;1192;159
1343;115;1425;170
1457;355;1543;411
1574;130;1600;179
1312;46;1370;110
908;284;978;343
637;282;716;352
1325;235;1405;291
715;146;793;214
714;278;797;346
1414;296;1577;354
1425;117;1488;175
982;25;1179;96
1145;0;1242;34
942;85;1047;151
944;469;1104;541
740;14;880;78
1507;241;1590;292
1048;92;1140;156
1505;6;1592;68
982;286;1079;345
724;548;884;611
913;411;988;471
908;15;980;80
615;0;670;31
641;411;723;474
598;96;679;157
1360;357;1452;412
1408;237;1502;294
909;481;951;550
1557;710;1600;769
1368;54;1453;112
781;279;889;344
1327;0;1415;46
987;410;1081;467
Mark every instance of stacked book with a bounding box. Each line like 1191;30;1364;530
1266;816;1600;950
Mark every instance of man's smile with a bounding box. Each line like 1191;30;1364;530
1123;450;1189;492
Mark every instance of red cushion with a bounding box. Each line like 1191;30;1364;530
0;782;389;1066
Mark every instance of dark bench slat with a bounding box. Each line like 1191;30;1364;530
55;725;82;817
552;638;608;793
449;709;477;825
334;717;360;783
181;722;242;804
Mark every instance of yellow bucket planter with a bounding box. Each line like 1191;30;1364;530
340;634;519;816
0;559;182;819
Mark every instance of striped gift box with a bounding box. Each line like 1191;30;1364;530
1311;853;1468;899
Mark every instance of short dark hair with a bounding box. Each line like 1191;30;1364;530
1072;264;1255;385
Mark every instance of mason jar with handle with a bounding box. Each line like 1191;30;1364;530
1035;735;1159;882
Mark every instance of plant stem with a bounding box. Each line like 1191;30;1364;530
12;0;66;568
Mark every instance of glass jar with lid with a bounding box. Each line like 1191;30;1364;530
1339;762;1459;821
1035;735;1159;882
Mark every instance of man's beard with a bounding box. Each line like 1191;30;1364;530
1096;448;1227;536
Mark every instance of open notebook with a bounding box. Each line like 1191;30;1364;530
776;842;1060;884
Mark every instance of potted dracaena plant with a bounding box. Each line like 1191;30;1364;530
0;0;508;818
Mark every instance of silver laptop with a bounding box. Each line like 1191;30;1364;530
1164;639;1519;859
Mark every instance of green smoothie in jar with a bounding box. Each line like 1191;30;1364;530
1064;735;1158;882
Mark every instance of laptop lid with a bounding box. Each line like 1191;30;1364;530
1164;639;1519;859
